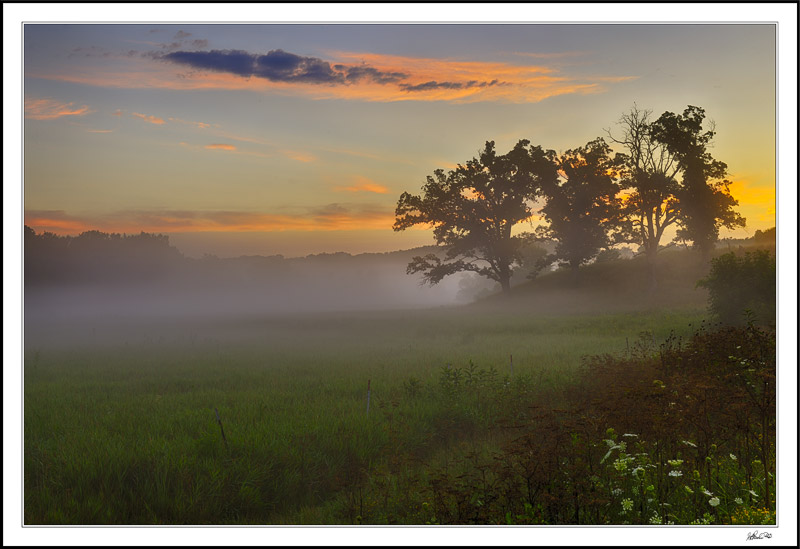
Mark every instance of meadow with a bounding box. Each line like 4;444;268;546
22;250;776;525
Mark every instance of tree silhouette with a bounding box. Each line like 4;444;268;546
536;138;625;282
607;105;682;290
650;105;746;258
609;105;746;289
393;140;558;294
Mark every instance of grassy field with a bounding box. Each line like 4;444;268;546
22;250;776;525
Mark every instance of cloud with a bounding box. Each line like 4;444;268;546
174;30;192;39
282;150;316;163
205;143;237;151
24;97;91;120
337;176;389;194
131;112;165;125
33;48;636;104
25;205;396;234
163;49;411;86
86;129;113;133
399;79;501;92
336;64;409;84
169;117;211;129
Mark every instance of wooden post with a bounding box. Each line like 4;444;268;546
214;407;229;450
366;379;371;415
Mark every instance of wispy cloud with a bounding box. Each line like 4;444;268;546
24;97;91;120
205;143;237;151
282;150;317;163
168;117;211;129
131;112;165;125
25;205;396;234
337;176;389;194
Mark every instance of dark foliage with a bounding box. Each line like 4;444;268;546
697;250;776;326
394;140;559;294
536;138;625;279
352;324;775;525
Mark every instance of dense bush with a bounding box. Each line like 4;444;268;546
697;250;775;326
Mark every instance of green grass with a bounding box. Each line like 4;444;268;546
26;244;776;525
24;303;707;525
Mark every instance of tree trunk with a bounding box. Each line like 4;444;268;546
499;273;512;295
646;248;659;292
570;262;581;286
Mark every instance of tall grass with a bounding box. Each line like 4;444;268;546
24;306;706;524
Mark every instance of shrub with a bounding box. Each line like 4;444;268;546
697;250;775;326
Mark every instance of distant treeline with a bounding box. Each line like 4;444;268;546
23;226;470;313
23;225;438;288
23;225;774;289
24;226;184;286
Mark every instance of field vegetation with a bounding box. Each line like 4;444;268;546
23;242;776;525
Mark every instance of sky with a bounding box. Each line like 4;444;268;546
21;21;779;258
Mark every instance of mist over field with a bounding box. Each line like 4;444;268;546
23;230;499;350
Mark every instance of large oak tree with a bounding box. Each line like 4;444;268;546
393;140;558;294
536;138;625;281
650;105;746;258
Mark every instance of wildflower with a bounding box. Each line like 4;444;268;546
729;453;737;461
701;487;713;497
612;488;623;496
613;458;629;472
682;440;697;448
649;513;662;525
709;497;720;507
631;466;645;478
685;485;694;494
734;497;743;505
667;459;684;467
622;433;638;438
621;498;633;513
669;470;683;477
618;441;627;452
748;490;758;498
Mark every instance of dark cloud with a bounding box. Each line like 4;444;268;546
165;49;257;77
399;79;501;92
253;49;344;83
339;65;409;84
164;48;409;86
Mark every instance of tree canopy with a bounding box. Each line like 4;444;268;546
650;106;746;257
393;140;558;294
536;138;625;280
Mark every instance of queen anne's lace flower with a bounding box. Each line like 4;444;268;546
621;498;633;513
